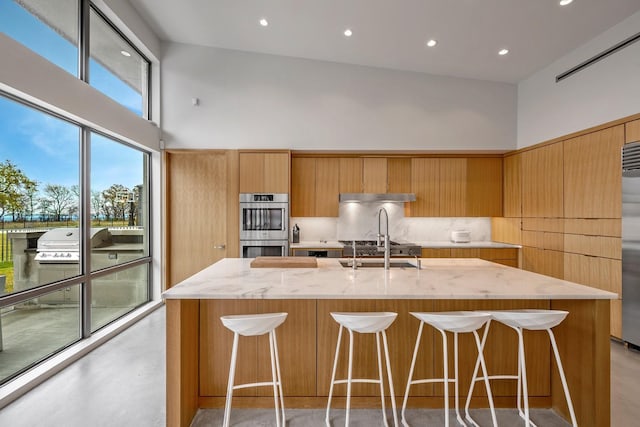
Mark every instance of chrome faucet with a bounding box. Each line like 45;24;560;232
377;207;390;270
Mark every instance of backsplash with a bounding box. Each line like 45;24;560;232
291;202;491;243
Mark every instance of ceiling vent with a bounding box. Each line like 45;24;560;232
556;31;640;82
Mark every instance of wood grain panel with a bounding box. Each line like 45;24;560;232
467;157;503;217
491;217;522;244
257;300;316;396
291;157;316;217
410;158;439;217
264;152;290;193
563;253;621;295
439;158;466;216
166;299;200;427
551;299;610;427
166;151;228;287
503;154;522;218
521;247;564;279
611;299;622;339
421;248;452;258
387;158;412;193
339;158;363;193
563;219;621;237
239;152;265;193
226;151;240;257
563;234;621;259
363;158;388;193
563;125;624;219
315;158;340;217
521;218;564;233
521;143;563;218
199;300;258;397
492;259;519;268
450;248;480;258
626;119;640;144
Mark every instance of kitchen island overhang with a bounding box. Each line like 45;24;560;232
164;258;616;427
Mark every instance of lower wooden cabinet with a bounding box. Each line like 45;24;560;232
421;247;519;267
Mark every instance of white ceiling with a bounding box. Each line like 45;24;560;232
128;0;640;83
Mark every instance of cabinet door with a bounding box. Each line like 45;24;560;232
626;119;640;144
503;154;522;217
563;125;623;219
339;158;363;193
315;158;340;217
521;143;563;218
291;157;316;217
440;158;466;216
264;153;290;193
363;158;388;193
387;158;412;193
466;158;502;217
239;152;265;193
411;158;439;216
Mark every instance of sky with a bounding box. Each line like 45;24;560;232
0;0;144;193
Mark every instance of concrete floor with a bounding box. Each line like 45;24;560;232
0;305;638;427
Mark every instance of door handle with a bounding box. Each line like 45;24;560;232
214;244;226;249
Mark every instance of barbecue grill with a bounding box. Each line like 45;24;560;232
35;228;112;263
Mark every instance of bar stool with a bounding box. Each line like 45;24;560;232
464;309;578;427
220;312;288;427
326;312;399;427
401;311;497;427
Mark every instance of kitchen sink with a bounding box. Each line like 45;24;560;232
338;259;420;269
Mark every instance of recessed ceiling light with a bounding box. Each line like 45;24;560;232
559;0;573;6
426;39;437;47
259;18;269;27
498;48;509;56
120;50;131;57
344;28;353;37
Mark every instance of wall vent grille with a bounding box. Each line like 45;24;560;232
556;31;640;83
623;142;640;172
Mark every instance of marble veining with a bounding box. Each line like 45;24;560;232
162;258;616;301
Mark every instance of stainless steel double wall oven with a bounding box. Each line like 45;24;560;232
239;193;289;257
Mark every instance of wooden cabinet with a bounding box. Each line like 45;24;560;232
467;158;503;217
410;157;502;217
421;247;519;267
339;158;362;193
362;158;388;192
521;143;563;218
563;126;624;219
291;157;339;217
239;151;289;193
387;158;412;193
626;119;640;143
503;154;522;217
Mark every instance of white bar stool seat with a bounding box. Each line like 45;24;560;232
401;311;497;427
464;309;578;427
220;312;288;427
326;312;399;427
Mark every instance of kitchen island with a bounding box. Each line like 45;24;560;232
163;258;616;427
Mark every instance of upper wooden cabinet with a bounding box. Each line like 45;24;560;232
521;143;563;218
563;125;624;219
410;157;502;217
387;158;412;193
291;157;339;217
363;158;388;192
239;151;290;193
503;154;522;218
626;119;640;144
339;158;363;193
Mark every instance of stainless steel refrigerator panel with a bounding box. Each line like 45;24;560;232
622;142;640;347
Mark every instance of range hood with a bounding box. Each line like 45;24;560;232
339;193;416;203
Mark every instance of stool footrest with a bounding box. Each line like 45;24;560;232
410;378;455;386
233;381;281;391
333;379;382;385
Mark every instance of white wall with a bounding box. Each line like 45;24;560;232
161;42;517;151
518;10;640;148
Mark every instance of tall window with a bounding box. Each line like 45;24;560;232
0;1;153;385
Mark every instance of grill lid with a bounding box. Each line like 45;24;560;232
36;228;112;251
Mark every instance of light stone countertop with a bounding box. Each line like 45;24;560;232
162;257;616;300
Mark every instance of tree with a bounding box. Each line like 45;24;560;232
41;184;76;221
0;160;37;221
101;184;130;222
91;190;103;222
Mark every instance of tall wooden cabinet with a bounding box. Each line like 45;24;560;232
291;157;339;217
521;143;563;218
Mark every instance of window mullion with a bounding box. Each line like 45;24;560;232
80;128;92;338
79;0;90;82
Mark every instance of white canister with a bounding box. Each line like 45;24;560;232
450;230;471;243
